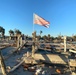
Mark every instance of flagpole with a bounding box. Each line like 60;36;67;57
33;13;34;32
32;13;35;58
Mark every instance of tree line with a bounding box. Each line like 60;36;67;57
0;26;76;42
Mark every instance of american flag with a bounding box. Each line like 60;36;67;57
34;14;50;28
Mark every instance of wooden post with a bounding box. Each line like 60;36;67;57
0;51;7;75
64;36;66;52
20;36;22;46
17;35;21;48
32;42;35;58
32;31;36;58
17;36;20;48
10;59;24;72
35;38;38;50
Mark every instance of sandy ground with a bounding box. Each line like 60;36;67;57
1;47;33;75
0;46;73;75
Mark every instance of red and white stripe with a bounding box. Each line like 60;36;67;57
34;14;50;28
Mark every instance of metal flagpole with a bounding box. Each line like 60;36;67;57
33;13;35;32
32;13;35;58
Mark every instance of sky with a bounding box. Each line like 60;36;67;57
0;0;76;37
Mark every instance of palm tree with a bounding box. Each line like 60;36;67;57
40;31;42;37
2;29;5;37
0;26;2;32
0;26;5;38
9;30;14;36
15;29;21;36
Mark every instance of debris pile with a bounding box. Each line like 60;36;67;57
22;63;67;75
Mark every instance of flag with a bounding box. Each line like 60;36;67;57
34;14;50;28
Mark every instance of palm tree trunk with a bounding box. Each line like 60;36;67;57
2;33;4;40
